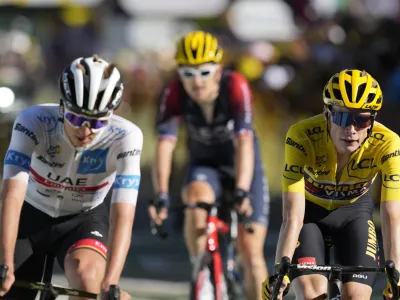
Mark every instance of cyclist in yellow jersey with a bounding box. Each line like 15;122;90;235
262;69;400;300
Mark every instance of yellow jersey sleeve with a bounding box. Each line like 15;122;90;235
282;125;309;193
380;134;400;202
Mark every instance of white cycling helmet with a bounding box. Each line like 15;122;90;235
59;55;124;117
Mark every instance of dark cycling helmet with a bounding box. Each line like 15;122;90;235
59;55;124;117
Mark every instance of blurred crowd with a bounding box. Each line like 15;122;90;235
1;0;400;197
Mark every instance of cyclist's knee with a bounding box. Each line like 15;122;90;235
182;181;215;204
341;282;372;300
64;249;106;292
292;275;327;300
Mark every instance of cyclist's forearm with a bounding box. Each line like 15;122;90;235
274;218;303;263
381;201;400;266
235;134;254;190
152;139;176;194
103;203;136;285
0;188;24;267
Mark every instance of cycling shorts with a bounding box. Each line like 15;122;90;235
4;201;109;299
183;162;270;227
289;192;379;288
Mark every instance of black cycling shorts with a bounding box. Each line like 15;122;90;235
289;192;379;288
2;201;109;299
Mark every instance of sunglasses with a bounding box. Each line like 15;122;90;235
178;65;218;79
64;109;111;132
330;111;373;129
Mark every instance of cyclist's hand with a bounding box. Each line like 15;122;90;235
0;265;14;297
262;274;290;300
148;193;169;225
383;281;400;300
234;188;253;217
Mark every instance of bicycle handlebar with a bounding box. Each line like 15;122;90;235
150;201;254;239
0;264;122;299
271;257;400;300
150;220;169;239
386;260;400;300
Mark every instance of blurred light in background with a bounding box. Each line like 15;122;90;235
125;18;197;52
118;0;229;17
236;55;264;82
0;87;15;108
227;0;299;42
327;24;346;45
263;65;294;91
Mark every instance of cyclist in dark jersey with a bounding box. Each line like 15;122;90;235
149;31;270;300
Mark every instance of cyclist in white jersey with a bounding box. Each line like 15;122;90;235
0;55;141;300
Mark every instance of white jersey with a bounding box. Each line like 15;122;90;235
3;104;143;217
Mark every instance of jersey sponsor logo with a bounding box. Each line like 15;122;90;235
114;175;140;189
4;150;31;170
116;149;141;160
316;155;327;167
352;274;368;279
383;174;400;182
108;125;127;140
77;149;109;174
307;126;324;136
30;168;109;192
366;220;378;261
307;126;324;141
284;164;304;174
381;149;400;164
368;132;386;146
307;167;330;176
304;173;372;200
14;123;39;145
298;257;316;265
47;145;61;157
286;137;307;156
187;121;234;145
37;115;58;132
37;155;65;168
349;158;377;170
47;172;88;186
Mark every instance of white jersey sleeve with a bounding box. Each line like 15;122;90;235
3;108;41;183
110;125;143;205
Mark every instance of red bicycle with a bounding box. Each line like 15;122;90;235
152;201;254;300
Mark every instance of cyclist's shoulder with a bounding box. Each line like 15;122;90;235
107;115;143;144
287;114;325;139
14;103;59;136
17;103;59;119
160;78;183;105
369;121;399;143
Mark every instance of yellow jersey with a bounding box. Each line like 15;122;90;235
283;114;400;210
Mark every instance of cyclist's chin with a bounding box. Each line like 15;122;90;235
337;140;360;154
72;136;93;147
189;90;213;103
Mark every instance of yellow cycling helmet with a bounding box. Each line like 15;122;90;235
323;69;383;111
175;31;223;65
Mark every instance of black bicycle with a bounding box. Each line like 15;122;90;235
0;253;121;299
151;199;254;300
272;236;400;300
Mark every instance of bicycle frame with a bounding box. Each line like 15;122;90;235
196;206;229;300
151;201;254;300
